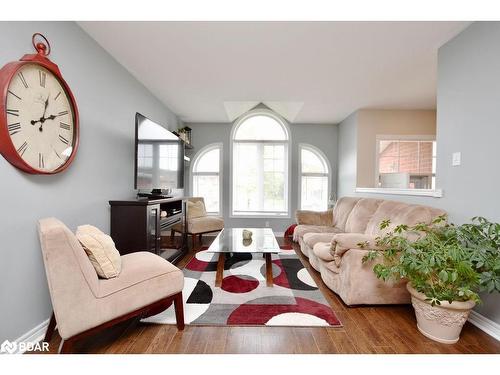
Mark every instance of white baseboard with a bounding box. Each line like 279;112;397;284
468;311;500;341
7;318;50;354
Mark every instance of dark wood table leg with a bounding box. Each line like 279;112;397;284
265;253;273;287
215;253;225;287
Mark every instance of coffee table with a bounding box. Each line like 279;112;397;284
206;228;281;287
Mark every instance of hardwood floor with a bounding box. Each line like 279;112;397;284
40;237;500;354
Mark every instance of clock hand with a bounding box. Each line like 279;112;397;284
42;95;50;117
32;113;66;131
31;95;50;127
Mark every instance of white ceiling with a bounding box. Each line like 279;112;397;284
78;21;470;124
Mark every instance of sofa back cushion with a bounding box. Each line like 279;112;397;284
187;200;207;219
364;200;447;236
331;197;361;232
344;198;384;233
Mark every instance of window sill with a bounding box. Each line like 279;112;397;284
354;187;443;198
230;213;291;219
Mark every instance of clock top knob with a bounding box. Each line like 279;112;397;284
32;33;51;57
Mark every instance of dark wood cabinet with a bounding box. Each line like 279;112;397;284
109;197;187;265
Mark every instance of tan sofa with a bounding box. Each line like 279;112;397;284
294;197;446;305
38;218;185;353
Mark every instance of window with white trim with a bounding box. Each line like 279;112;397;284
376;136;436;190
232;111;289;216
191;144;222;214
299;145;330;211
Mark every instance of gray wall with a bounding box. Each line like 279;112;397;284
0;22;180;341
185;122;338;233
336;22;500;324
436;22;500;322
337;112;358;198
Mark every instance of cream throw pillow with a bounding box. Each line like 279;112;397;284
76;225;122;279
188;200;207;219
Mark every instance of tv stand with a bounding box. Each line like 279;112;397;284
109;196;188;265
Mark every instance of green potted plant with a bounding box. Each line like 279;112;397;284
361;215;500;344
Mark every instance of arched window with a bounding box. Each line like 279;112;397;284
232;110;290;216
299;144;330;211
191;143;222;214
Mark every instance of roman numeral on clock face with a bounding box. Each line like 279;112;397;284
38;153;45;169
39;70;46;88
60;122;71;131
59;135;69;145
58;110;68;117
17;141;28;156
18;72;28;88
54;91;61;101
8;123;21;136
6;109;19;117
8;90;21;100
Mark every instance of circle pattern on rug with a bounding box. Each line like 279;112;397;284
195;250;215;262
297;268;317;288
265;312;329;326
259;262;281;278
273;259;318;290
221;275;259;293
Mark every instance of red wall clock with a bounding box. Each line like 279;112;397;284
0;33;79;174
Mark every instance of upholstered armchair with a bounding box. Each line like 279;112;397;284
38;218;185;353
171;197;224;250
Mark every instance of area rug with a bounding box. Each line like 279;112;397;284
142;245;342;327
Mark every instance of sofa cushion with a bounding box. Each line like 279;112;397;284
331;232;379;266
189;216;224;234
98;251;183;298
187;200;207;219
365;200;446;236
312;242;335;262
344;198;383;233
303;232;337;248
331;197;361;232
76;225;122;279
295;209;333;226
293;224;341;242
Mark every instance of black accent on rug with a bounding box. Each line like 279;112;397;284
280;258;318;291
186;280;213;304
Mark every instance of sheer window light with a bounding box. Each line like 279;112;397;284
299;145;330;211
192;144;222;214
232;111;290;216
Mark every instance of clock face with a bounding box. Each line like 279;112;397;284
5;63;76;172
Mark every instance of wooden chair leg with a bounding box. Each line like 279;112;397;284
191;234;197;251
174;292;185;330
59;338;74;354
44;311;57;342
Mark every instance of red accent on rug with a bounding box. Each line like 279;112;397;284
221;275;259;293
272;259;291;289
227;297;341;325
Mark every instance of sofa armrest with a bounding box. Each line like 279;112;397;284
295;209;333;226
331;233;380;265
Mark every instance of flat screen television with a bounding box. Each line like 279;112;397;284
134;113;184;195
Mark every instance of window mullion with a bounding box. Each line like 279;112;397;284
258;143;264;211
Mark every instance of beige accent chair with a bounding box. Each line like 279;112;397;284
294;197;446;306
171;197;224;249
38;218;185;354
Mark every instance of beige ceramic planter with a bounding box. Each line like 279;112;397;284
407;284;475;344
